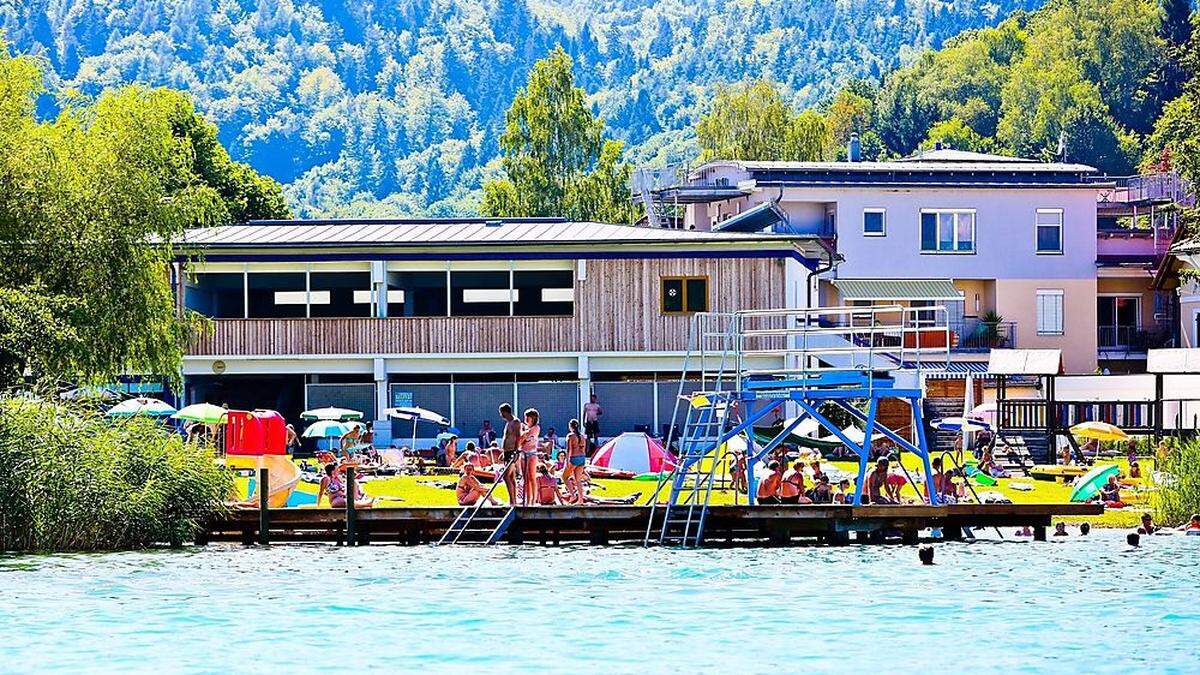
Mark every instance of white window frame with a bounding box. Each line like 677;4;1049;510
1036;289;1065;336
1035;208;1064;255
863;208;887;236
919;209;976;254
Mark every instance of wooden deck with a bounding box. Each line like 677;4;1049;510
200;503;1103;547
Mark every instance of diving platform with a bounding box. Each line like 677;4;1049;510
200;503;1102;546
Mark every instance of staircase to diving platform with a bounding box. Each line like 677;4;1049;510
645;305;951;547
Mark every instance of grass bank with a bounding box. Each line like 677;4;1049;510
0;395;232;551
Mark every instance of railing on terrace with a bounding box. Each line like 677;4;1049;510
1096;172;1195;206
999;398;1157;434
1097;325;1175;352
950;319;1016;352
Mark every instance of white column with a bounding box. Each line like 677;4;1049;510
578;354;591;421
373;358;389;445
371;261;387;318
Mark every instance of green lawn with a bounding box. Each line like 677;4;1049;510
295;455;1154;529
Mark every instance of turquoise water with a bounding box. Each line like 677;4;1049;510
2;531;1198;673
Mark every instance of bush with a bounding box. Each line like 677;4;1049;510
1153;438;1200;527
0;395;232;551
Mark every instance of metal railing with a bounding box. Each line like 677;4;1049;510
1095;172;1195;206
951;319;1016;351
1097;325;1175;352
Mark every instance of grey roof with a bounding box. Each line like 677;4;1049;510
702;158;1098;174
1170;237;1200;254
176;218;808;250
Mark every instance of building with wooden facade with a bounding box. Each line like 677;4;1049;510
175;217;827;445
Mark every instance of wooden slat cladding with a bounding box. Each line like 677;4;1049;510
188;257;788;356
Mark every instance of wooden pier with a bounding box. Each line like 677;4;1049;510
199;503;1103;547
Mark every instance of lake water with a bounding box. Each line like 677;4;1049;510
2;531;1197;673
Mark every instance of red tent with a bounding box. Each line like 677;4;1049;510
225;410;287;456
590;432;677;474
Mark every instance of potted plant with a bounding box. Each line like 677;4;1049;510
981;310;1005;347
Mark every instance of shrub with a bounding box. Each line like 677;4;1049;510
0;395;232;551
1153;438;1200;527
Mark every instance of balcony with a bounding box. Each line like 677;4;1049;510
950;319;1016;352
1097;325;1174;354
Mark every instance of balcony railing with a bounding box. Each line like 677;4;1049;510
1098;325;1175;352
950;319;1016;352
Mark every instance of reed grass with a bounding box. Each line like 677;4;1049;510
1153;438;1200;526
0;395;232;551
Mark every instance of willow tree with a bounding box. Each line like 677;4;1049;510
697;79;829;161
482;47;638;222
0;42;287;388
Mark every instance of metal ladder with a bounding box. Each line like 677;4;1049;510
438;455;519;545
654;394;730;546
644;312;740;547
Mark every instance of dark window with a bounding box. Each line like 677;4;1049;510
387;271;448;317
247;272;307;318
920;212;937;251
513;270;574;316
309;272;371;318
863;210;885;235
661;276;708;314
451;271;511;317
185;272;244;318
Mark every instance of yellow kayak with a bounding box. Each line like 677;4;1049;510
1029;464;1087;482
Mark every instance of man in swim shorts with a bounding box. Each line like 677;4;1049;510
499;403;521;506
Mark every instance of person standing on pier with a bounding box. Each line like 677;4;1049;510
583;393;603;452
499;404;521;506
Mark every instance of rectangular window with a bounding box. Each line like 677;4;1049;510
1036;290;1064;336
920;210;975;253
513;270;574;316
863;208;886;236
661;276;709;314
185;272;245;318
450;271;511;317
1035;209;1064;254
386;271;447;317
309;271;371;318
247;272;307;318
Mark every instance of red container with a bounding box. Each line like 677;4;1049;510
225;409;287;456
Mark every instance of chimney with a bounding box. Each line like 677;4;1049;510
847;133;862;162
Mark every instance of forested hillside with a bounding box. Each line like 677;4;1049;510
0;0;1046;217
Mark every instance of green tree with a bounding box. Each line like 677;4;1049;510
481;47;637;222
697;79;830;161
0;43;281;388
1154;0;1195;108
920;117;992;152
825;89;874;159
697;80;797;161
1146;20;1200;183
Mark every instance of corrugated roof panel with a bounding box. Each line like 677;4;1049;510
833;278;961;300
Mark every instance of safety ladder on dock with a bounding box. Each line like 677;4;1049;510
438;456;519;545
645;313;740;547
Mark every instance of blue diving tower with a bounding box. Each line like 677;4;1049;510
645;305;952;547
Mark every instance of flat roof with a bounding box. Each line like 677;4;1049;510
833;278;960;301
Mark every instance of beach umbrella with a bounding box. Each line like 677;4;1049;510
934;417;993;433
105;397;177;418
300;406;363;421
967;402;997;423
590;432;677;474
1070;421;1128;442
385;406;451;450
172;402;228;424
302;420;352;439
1069;463;1121;503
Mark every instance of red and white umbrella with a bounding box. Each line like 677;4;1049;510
590;432;677;474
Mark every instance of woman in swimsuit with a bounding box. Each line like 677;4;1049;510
536;464;564;505
518;408;541;506
780;461;812;504
565;419;587;504
456;464;498;506
317;463;376;509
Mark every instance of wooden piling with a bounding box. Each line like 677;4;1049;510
345;467;357;546
258;467;270;545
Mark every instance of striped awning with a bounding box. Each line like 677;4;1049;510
924;362;991;379
833;278;960;301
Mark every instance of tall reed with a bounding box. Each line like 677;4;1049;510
1153;438;1200;526
0;395;232;551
